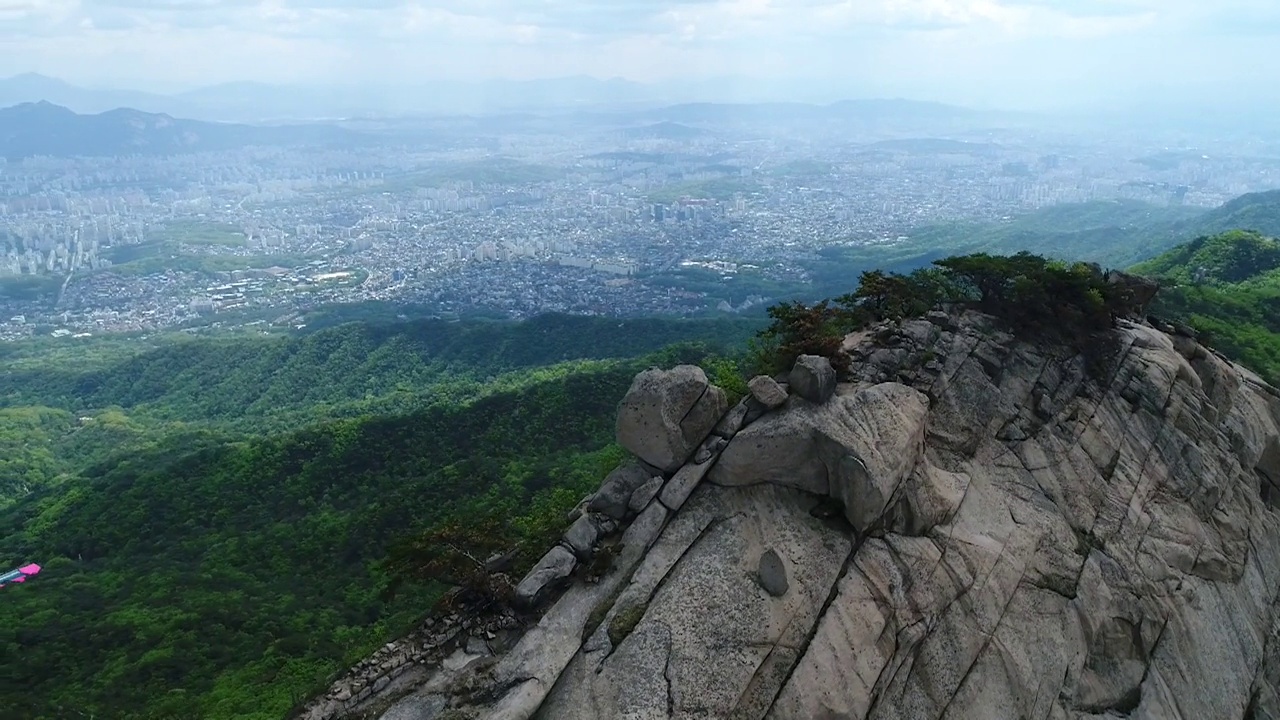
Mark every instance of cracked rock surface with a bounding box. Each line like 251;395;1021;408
302;311;1280;720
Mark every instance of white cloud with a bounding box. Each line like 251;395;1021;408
0;0;1275;109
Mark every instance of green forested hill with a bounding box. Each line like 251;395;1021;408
1132;230;1280;383
0;314;760;506
840;190;1280;274
0;314;755;720
1193;189;1280;239
0;313;761;424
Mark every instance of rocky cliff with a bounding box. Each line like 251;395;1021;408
299;309;1280;720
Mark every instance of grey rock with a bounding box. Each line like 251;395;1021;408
709;382;929;533
564;493;591;523
742;396;770;425
748;375;789;408
627;476;664;514
925;309;955;329
757;549;789;597
615;365;728;472
712;397;751;438
658;457;716;511
513;545;576;606
536;484;852;719
465;635;491;657
378;692;446;720
900;318;939;347
788;354;837;404
692;434;729;464
562;514;601;560
586;461;653;520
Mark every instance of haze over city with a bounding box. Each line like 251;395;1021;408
3;0;1280;111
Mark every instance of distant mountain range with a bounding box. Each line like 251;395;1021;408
0;72;986;124
0;96;1000;159
0;102;359;160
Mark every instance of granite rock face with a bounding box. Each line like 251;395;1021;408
300;311;1280;720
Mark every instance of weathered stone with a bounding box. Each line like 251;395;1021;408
658;457;716;511
824;384;929;532
900;318;939;347
925;309;955;329
709;382;929;533
378;692;446;720
712;397;751;438
536;484;852;719
615;365;729;472
693;434;729;464
742;396;770;425
707;399;831;495
627;476;663;514
586;461;653;520
749;375;789;408
788;354;837;404
757;549;789;597
465;635;491;657
562;514;601;560
514;546;576;606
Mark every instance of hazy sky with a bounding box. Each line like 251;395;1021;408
2;0;1279;109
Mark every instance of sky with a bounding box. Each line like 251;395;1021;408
1;0;1279;110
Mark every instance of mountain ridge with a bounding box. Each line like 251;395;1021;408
0;72;987;122
0;101;362;159
296;301;1280;720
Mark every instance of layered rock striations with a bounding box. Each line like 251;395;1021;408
301;310;1280;720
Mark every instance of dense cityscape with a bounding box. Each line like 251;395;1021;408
3;105;1280;340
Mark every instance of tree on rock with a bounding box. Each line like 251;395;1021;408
752;251;1158;377
383;511;515;610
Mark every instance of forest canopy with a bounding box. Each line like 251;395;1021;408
750;251;1156;376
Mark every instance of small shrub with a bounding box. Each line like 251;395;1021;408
705;356;749;404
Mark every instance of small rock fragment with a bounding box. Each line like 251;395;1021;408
758;549;789;597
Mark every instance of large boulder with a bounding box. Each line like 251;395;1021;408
789;355;837;404
616;365;728;473
1106;269;1160;316
748;375;789;409
709;382;930;533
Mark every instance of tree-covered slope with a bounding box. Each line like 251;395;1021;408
0;314;758;720
0;314;761;425
0;360;654;720
894;199;1203;268
1132;230;1280;383
840;190;1280;275
1192;189;1280;239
